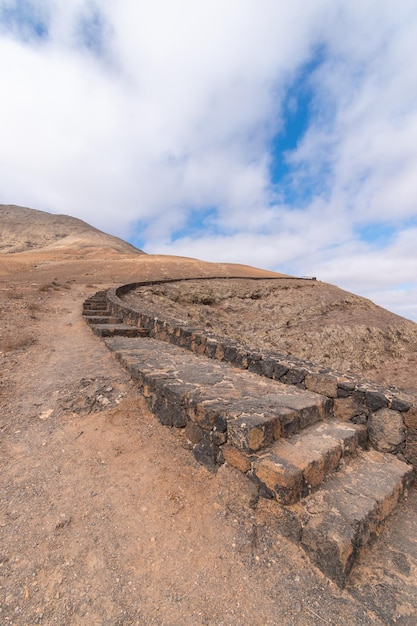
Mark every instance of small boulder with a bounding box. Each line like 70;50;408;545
368;408;405;453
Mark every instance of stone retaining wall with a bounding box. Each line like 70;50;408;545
107;281;417;470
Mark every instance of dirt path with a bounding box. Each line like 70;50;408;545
1;255;417;625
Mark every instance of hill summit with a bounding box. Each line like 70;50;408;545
0;204;143;255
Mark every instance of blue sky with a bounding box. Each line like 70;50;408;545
1;0;417;322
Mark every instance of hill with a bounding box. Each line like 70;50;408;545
1;204;417;624
0;204;143;255
124;277;417;393
1;205;416;392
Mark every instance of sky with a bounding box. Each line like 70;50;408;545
1;1;417;322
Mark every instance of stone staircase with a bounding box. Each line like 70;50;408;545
83;291;148;338
82;290;414;587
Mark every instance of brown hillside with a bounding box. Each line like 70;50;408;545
124;277;417;393
1;206;417;625
1;206;416;392
0;204;144;255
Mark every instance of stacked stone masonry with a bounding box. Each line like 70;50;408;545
83;286;415;587
106;281;417;471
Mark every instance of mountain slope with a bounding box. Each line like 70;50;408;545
1;204;416;392
0;204;144;255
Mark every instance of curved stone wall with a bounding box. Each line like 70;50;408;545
106;281;417;470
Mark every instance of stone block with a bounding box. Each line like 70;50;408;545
391;395;414;412
404;428;417;468
302;396;332;426
247;354;264;375
152;383;190;428
186;420;204;444
191;333;206;355
279;408;300;436
152;395;174;427
193;437;219;473
187;401;222;431
140;314;154;331
227;414;275;452
223;344;238;362
282;367;308;386
333;396;368;422
205;340;218;358
154;319;167;338
301;512;356;587
305;373;338;398
278;441;327;497
368;408;405;453
253;454;302;504
222;445;252;473
404;406;417;429
337;379;356;398
365;390;389;411
178;327;193;349
225;345;248;368
279;400;328;437
215;342;225;360
260;357;275;378
272;362;290;380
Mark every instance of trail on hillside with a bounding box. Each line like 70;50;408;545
0;275;386;626
1;251;417;624
124;278;417;393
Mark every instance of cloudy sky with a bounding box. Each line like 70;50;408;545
1;1;417;321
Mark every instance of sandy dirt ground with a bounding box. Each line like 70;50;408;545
1;249;417;625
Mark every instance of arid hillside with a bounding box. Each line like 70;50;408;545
1;206;417;625
124;277;417;393
0;204;143;255
2;205;417;391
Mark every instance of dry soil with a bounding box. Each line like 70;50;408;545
1;240;417;624
123;278;417;393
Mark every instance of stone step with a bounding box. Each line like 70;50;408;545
84;297;107;303
83;309;111;317
91;324;150;338
84;308;415;588
252;420;367;504
84;290;413;587
280;450;413;586
103;336;332;466
84;315;122;325
84;295;107;302
83;302;108;311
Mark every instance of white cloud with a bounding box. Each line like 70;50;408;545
0;1;417;320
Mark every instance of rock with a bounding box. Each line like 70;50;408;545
405;429;417;467
333;396;367;422
365;390;389;411
305;373;338;398
193;437;219;473
222;445;252;473
368;408;405;453
404;406;417;429
39;408;53;420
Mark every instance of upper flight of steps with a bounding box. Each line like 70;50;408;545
82;290;414;587
83;291;147;337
